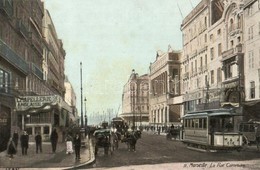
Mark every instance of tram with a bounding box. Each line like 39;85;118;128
182;109;243;151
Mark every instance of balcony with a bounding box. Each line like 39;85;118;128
222;44;243;61
30;33;43;55
0;38;29;75
16;19;29;38
31;63;43;80
0;0;13;18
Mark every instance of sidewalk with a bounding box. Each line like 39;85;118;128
0;138;95;169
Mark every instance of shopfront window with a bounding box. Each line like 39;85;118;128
0;69;10;94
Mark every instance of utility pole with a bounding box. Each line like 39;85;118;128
80;62;83;128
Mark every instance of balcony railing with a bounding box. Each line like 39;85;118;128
16;19;29;38
31;63;43;80
30;33;43;55
222;44;243;60
0;38;29;75
0;0;13;18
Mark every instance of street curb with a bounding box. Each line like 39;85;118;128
62;139;96;170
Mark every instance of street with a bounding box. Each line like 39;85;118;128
85;131;260;169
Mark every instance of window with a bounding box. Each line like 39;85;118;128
248;26;254;40
211;70;214;84
218;43;222;56
217;68;222;83
250;81;255;99
217;29;221;36
0;69;10;93
249;51;254;69
210;47;214;60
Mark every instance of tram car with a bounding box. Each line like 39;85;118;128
111;117;128;138
182;109;243;151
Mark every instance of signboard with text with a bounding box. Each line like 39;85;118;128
15;95;61;111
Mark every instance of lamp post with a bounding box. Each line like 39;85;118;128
84;97;87;127
80;62;83;128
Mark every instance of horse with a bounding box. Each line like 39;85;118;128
121;130;141;152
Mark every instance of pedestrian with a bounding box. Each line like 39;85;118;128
50;128;58;153
13;130;19;150
65;134;73;154
7;137;16;159
35;132;42;153
73;133;81;160
20;131;29;155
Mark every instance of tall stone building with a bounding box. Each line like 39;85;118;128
243;0;260;120
121;70;149;128
180;0;245;119
0;0;74;151
149;47;182;128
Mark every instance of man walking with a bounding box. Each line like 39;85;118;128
74;133;81;160
35;132;42;153
50;128;58;153
20;131;29;155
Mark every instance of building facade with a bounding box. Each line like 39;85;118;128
181;0;245;116
243;0;260;120
0;0;75;151
121;70;149;128
149;47;182;128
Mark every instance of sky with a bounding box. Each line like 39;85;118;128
44;0;201;125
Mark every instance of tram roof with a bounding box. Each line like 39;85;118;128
182;109;240;118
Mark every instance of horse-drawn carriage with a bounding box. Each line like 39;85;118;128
93;129;113;155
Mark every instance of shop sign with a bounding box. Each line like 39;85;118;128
15;95;61;111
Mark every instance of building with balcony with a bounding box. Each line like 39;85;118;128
243;0;260;120
149;47;182;129
0;0;75;151
121;70;149;129
180;0;245;119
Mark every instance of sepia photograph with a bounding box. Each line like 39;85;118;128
1;0;260;169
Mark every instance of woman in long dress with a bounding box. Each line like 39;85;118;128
66;134;73;154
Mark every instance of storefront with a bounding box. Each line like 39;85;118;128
0;95;14;152
15;95;71;142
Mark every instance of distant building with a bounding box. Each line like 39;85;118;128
149;47;182;128
121;70;149;128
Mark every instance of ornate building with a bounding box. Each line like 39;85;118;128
181;0;245;115
121;70;149;128
149;47;182;128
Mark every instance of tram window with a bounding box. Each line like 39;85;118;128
192;119;195;128
244;125;249;132
203;118;207;129
44;126;50;134
249;125;255;132
195;119;199;128
26;127;32;135
239;124;243;131
199;119;203;128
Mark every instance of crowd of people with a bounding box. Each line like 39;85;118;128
5;128;84;161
